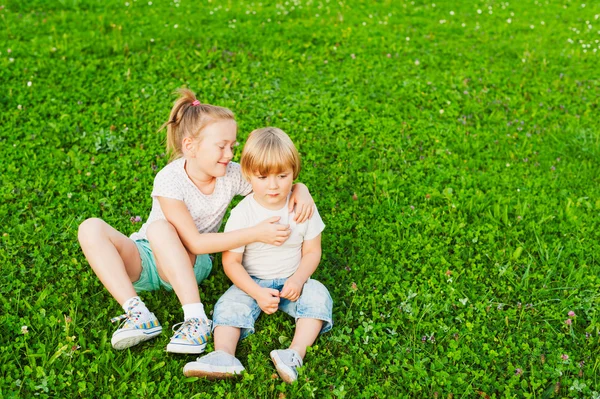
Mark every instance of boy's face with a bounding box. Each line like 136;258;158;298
249;169;294;210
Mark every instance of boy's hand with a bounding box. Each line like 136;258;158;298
280;278;304;302
289;184;315;223
255;287;280;314
254;216;290;246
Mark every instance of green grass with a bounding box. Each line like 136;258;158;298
1;0;599;397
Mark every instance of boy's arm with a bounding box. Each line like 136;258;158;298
280;234;322;302
157;197;290;255
222;251;281;314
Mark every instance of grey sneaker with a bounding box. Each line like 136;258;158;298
270;349;303;383
183;350;245;379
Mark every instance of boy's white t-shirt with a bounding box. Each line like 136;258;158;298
130;158;252;241
224;193;325;280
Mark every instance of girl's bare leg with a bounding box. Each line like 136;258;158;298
78;218;142;305
146;219;199;305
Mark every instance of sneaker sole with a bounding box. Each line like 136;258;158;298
111;327;162;350
166;342;208;354
270;351;297;383
183;364;244;380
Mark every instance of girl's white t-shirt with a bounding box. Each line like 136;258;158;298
224;193;325;280
130;158;252;241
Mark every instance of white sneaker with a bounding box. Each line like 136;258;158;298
110;310;162;350
166;318;212;354
183;350;245;379
270;349;303;383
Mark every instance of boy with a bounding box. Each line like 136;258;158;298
183;127;333;383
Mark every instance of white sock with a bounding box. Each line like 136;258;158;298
182;302;207;321
122;296;152;320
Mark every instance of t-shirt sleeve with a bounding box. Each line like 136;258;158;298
224;208;248;253
151;168;184;201
303;206;326;241
230;163;252;196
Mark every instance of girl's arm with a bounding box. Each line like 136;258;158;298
288;183;315;223
280;234;322;301
222;251;281;314
157;197;290;255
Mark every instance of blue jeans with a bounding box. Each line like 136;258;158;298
213;277;333;340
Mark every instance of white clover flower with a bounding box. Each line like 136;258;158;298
439;109;444;114
414;59;420;65
21;326;28;334
507;18;512;23
27;81;32;87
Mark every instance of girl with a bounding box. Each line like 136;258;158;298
78;89;315;354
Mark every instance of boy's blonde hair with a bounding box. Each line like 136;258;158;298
161;88;235;161
241;127;301;180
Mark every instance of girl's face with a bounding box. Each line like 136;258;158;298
187;119;237;179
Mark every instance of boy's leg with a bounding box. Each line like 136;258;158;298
183;326;244;379
146;219;211;354
78;218;161;349
272;279;333;383
270;319;322;383
289;318;323;359
214;326;241;355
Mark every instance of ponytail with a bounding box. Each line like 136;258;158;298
160;88;235;161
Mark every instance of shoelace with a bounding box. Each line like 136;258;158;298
172;318;211;339
288;351;303;368
110;302;142;327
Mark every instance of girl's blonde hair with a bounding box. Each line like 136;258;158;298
161;88;235;161
241;127;301;180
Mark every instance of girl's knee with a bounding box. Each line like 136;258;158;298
78;218;106;244
146;219;177;241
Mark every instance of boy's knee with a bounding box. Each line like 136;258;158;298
78;218;105;244
303;280;332;307
146;219;176;242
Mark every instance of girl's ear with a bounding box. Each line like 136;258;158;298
182;136;195;157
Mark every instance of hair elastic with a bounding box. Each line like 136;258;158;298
191;100;201;106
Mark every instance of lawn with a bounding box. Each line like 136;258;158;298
1;0;599;397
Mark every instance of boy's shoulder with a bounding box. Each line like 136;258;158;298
230;194;255;215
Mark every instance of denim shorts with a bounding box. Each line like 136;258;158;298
131;239;212;292
213;277;333;340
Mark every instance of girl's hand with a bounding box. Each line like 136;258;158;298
255;287;280;314
289;183;315;223
280;277;304;302
254;216;290;246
